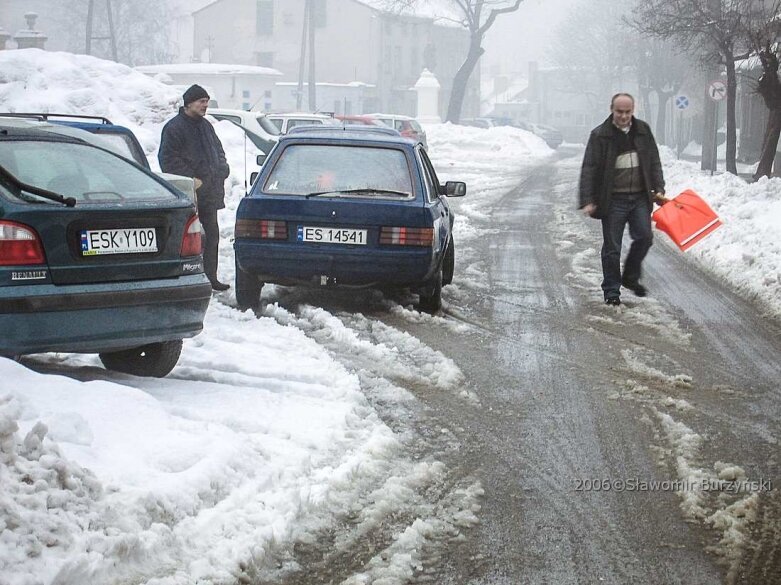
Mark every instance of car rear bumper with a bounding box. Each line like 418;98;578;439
235;240;437;287
0;274;212;355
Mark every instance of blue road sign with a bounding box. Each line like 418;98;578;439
675;95;690;110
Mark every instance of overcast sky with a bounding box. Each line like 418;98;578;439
482;0;582;77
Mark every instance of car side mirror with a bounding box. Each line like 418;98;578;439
445;181;466;197
256;154;267;166
250;171;259;185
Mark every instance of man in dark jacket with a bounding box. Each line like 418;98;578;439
159;84;231;291
579;93;667;306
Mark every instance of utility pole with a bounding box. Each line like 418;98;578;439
307;0;317;111
701;0;720;172
86;0;118;61
296;0;309;111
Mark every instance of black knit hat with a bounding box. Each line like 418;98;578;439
183;84;209;106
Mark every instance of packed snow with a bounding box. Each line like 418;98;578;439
1;48;779;584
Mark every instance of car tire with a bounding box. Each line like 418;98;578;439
99;340;183;378
418;267;443;314
443;239;455;285
236;267;263;310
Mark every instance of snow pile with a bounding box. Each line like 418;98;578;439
0;304;402;584
654;409;760;578
661;151;781;319
0;48;180;155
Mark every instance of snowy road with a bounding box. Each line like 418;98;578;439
258;149;781;583
3;141;780;585
347;148;781;584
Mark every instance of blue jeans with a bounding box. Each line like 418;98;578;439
600;193;653;299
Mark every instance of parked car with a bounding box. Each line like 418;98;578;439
206;107;280;154
265;112;337;134
460;117;498;130
513;120;564;149
233;126;466;312
0;113;198;200
366;113;428;149
334;114;386;127
0;118;211;377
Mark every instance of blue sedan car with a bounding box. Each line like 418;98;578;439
0;118;211;377
233;126;466;313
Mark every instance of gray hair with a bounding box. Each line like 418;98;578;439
610;93;635;108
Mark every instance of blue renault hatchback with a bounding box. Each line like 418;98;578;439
0;118;211;377
233;126;466;312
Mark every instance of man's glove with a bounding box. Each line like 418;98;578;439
653;192;670;205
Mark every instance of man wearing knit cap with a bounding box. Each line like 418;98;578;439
159;84;231;291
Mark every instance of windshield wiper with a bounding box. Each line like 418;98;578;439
305;188;408;199
0;164;77;207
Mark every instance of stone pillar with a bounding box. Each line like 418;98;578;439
414;69;441;124
14;13;47;50
0;27;10;50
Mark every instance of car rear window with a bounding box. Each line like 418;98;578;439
91;132;146;166
288;119;324;130
263;144;413;198
0;140;178;203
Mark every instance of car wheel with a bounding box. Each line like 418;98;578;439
99;340;183;378
236;267;263;310
418;267;443;314
443;239;455;285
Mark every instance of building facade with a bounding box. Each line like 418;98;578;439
192;0;477;117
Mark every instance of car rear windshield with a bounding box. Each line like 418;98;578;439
263;144;413;198
91;132;147;166
0;140;178;203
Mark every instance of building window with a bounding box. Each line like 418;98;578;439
410;49;418;76
264;90;272;98
257;1;273;36
257;51;274;67
242;90;250;98
394;46;402;76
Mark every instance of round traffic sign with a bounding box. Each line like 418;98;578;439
675;95;690;109
708;80;727;101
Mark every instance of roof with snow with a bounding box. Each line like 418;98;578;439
355;0;464;25
135;63;283;77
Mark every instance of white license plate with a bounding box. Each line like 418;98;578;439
80;227;158;256
297;226;367;245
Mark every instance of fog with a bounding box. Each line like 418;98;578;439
0;0;772;163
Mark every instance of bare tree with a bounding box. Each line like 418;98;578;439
630;0;752;175
59;0;173;65
632;39;689;144
741;0;781;179
438;0;525;123
550;0;635;125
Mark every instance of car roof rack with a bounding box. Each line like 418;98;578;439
287;124;400;137
0;112;114;125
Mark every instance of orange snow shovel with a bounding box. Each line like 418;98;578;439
652;189;722;251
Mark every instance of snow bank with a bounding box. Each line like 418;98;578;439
0;48;180;156
661;152;781;319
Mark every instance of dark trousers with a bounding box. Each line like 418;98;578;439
197;204;220;283
600;192;653;299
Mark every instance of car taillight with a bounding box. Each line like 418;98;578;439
0;221;46;266
180;215;202;257
235;219;288;240
379;226;434;246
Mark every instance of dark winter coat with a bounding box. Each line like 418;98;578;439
158;108;230;209
578;115;665;219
